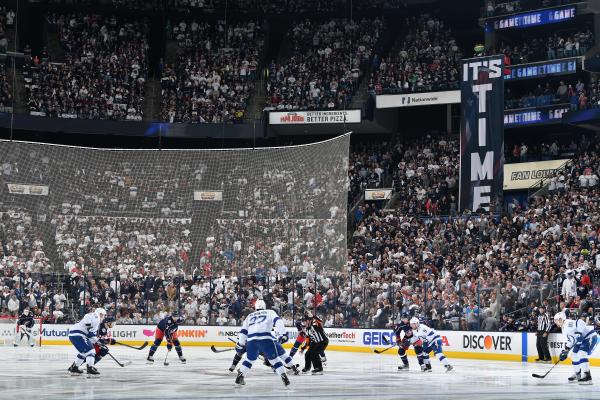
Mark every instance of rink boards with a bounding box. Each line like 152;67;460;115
35;325;600;366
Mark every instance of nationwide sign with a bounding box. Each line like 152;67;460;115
503;159;570;190
269;110;361;125
376;90;460;109
459;56;505;213
485;6;577;31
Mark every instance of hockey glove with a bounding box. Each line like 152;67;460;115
235;343;245;355
109;338;117;345
278;335;289;344
559;348;570;361
167;342;173;351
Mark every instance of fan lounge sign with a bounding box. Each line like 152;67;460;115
459;57;504;212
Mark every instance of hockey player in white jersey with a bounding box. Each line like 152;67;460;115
67;308;107;376
410;317;453;372
234;300;291;387
554;312;599;384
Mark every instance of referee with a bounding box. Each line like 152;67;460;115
536;305;552;362
302;315;328;375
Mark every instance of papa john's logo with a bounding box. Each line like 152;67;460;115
463;334;512;351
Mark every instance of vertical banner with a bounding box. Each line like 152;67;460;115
459;56;505;212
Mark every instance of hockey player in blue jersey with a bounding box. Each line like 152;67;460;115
92;317;117;365
14;308;36;347
67;307;106;376
555;312;599;384
147;314;186;364
288;320;308;359
395;313;425;371
234;300;291;387
410;317;453;372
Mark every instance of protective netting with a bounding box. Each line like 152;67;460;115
0;134;349;323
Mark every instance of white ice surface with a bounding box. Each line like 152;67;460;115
0;345;598;400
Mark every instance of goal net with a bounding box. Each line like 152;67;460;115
0;316;43;346
0;134;350;321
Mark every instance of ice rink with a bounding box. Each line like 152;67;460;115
0;345;598;400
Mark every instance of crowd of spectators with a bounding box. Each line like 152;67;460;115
161;20;263;123
368;15;462;95
499;30;594;65
24;13;149;120
505;138;577;163
1;133;599;333
265;18;383;110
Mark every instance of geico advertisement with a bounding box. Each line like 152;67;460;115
526;333;600;359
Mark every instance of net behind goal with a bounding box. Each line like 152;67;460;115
0;134;350;323
0;317;43;346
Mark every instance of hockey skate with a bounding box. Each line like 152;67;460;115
290;364;300;375
320;355;327;366
568;372;581;383
311;369;324;375
398;363;409;371
301;368;311;374
420;364;428;372
445;365;454;373
235;371;246;386
146;356;154;364
578;372;592;385
68;363;83;375
86;366;100;377
228;364;236;372
281;373;291;387
179;356;187;364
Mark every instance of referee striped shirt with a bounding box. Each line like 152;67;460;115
537;312;551;332
307;323;327;344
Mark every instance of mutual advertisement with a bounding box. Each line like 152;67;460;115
375;90;460;109
268;110;361;125
503;159;570;190
364;189;393;201
7;183;50;196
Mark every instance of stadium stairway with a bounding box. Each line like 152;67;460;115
10;67;26;114
143;78;161;121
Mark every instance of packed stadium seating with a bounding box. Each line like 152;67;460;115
265;18;383;110
369;15;462;95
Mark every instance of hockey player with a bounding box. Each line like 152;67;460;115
93;317;117;365
288;320;307;359
394;313;425;371
555;312;599;384
147;314;186;364
234;300;291;387
409;317;453;372
14;308;36;347
67;307;107;376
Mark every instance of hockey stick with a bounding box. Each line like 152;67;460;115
106;352;132;367
164;349;171;366
211;345;235;353
227;338;237;344
532;359;560;379
114;341;148;351
373;345;396;354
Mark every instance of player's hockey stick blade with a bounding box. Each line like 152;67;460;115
164;349;171;366
373;345;395;354
211;345;235;353
532;360;560;379
115;341;148;350
107;352;130;367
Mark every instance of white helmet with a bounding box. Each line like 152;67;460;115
409;317;420;327
554;312;566;324
95;308;107;320
254;300;266;311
